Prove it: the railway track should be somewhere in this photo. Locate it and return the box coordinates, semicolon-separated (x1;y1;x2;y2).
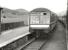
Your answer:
20;20;66;50
58;20;66;28
16;21;61;50
21;34;49;50
20;26;57;50
15;21;64;50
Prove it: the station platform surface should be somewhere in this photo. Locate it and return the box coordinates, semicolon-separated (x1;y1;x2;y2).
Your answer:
0;26;29;48
41;22;66;50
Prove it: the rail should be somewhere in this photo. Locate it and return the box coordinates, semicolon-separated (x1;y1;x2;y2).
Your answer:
58;20;66;28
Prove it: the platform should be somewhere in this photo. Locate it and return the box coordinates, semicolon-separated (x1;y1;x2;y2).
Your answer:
0;26;29;48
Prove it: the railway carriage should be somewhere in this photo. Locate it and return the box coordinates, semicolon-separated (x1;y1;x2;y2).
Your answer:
29;8;58;33
1;8;28;32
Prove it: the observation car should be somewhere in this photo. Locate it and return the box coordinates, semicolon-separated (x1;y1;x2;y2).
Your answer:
29;8;58;33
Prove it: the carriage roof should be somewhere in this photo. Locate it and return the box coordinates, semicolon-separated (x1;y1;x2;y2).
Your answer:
31;8;51;12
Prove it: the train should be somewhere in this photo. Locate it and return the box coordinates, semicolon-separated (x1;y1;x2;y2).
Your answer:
29;8;58;33
1;8;29;32
1;7;58;34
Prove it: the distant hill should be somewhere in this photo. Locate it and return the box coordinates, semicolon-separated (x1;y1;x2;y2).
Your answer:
16;9;28;13
2;8;29;18
57;10;66;21
57;10;66;16
2;8;18;14
1;8;29;25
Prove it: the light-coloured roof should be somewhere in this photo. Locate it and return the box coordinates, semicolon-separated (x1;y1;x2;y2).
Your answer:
31;8;50;12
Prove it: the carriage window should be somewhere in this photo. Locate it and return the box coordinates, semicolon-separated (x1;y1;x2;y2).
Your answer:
12;13;16;15
50;14;56;22
2;10;4;13
43;13;47;15
3;16;6;18
1;22;25;32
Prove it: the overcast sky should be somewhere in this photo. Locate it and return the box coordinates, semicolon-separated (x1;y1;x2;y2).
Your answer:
0;0;67;15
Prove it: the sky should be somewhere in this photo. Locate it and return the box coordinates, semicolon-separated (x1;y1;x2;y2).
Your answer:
0;0;67;15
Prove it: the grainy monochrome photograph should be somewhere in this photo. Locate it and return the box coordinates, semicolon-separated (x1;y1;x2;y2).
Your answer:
0;0;67;50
